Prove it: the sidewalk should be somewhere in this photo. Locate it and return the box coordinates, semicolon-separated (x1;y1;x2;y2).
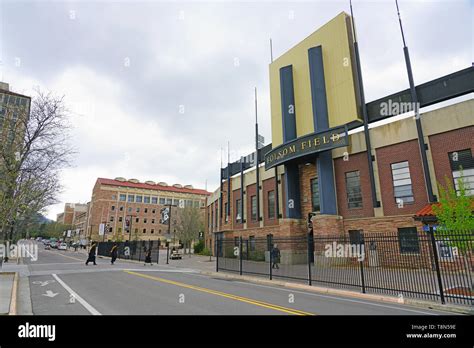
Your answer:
0;272;16;315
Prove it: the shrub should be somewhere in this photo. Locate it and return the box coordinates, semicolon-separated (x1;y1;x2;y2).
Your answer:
193;240;205;254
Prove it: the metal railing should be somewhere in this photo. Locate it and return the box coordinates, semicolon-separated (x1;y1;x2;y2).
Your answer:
216;230;473;306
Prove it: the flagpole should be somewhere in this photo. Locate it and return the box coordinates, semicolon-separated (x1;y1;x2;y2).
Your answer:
255;87;261;223
395;0;435;203
350;0;379;208
269;41;280;218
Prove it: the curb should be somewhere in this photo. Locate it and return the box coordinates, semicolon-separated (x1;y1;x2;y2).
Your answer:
3;271;19;315
200;271;472;315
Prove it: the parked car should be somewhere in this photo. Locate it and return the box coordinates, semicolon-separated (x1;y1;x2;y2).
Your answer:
44;244;50;250
43;239;50;245
58;243;67;250
170;249;182;260
50;241;58;249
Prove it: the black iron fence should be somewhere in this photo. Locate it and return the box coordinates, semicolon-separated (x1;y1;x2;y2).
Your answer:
97;240;168;264
216;231;473;306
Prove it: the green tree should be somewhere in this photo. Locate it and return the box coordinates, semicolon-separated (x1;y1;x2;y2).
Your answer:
432;172;473;254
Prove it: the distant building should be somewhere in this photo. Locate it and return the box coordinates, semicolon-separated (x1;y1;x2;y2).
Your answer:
86;178;209;242
56;203;88;225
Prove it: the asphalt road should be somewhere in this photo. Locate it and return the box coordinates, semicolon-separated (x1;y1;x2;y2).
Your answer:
23;242;456;316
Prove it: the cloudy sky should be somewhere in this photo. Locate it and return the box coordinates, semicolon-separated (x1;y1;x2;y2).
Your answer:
0;0;472;220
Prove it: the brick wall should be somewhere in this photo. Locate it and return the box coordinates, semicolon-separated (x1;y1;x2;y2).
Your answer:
376;139;429;216
299;163;317;220
246;183;259;228
233;188;243;229
429;126;474;186
262;177;278;227
334;151;374;218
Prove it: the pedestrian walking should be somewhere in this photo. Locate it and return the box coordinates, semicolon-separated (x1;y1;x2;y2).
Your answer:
271;244;280;269
144;247;153;266
110;243;118;265
85;242;97;266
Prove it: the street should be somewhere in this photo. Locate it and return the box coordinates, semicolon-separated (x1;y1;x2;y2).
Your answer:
20;242;456;316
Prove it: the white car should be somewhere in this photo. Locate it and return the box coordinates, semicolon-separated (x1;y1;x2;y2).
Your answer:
58;243;67;250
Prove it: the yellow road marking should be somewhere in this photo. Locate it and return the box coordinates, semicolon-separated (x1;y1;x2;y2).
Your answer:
43;250;85;262
125;270;314;316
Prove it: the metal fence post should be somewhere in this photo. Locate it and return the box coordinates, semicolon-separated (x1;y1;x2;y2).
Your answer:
268;234;273;281
166;244;169;264
239;236;243;276
429;226;445;304
307;233;312;286
359;259;366;294
157;244;160;264
215;239;219;272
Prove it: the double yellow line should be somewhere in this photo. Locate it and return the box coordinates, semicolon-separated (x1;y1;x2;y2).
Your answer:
124;270;314;316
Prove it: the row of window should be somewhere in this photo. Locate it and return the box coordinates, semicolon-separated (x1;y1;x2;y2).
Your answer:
349;228;421;254
118;194;201;208
209;149;473;227
110;216;158;224
111;227;167;234
111;206;158;214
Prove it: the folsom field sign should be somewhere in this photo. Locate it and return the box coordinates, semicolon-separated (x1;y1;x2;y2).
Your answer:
264;125;348;170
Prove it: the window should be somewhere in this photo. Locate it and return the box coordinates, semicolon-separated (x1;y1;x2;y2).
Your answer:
111;205;115;211
345;171;363;209
143;228;146;234
119;194;126;201
128;207;132;213
144;218;147;223
251;195;257;221
151;229;154;234
136;207;140;213
152;209;156;214
311;178;320;212
398;227;420;254
249;236;256;251
194;201;200;208
109;227;113;233
144;208;148;213
159;198;165;204
152;197;158;204
173;199;180;206
136;195;143;203
236;199;242;223
119;206;123;211
144;196;150;204
118;227;122;233
185;200;193;207
391;161;414;204
134;228;138;234
267;191;275;219
224;203;228;223
449;149;474;196
348;230;364;245
151;219;155;224
119;217;123;222
128;195;135;202
166;198;172;205
136;218;139;223
110;216;114;222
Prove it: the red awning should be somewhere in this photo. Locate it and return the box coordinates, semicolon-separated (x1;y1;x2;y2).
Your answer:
414;203;440;218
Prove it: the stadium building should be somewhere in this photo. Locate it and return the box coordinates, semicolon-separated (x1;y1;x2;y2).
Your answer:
204;12;474;255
